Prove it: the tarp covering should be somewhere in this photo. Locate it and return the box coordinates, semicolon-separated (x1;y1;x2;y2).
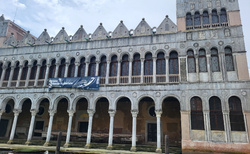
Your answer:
48;76;100;91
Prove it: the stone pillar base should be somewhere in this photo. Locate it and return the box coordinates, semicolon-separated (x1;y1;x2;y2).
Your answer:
25;141;31;145
84;144;91;149
130;146;137;152
156;148;162;153
43;142;50;146
7;140;13;144
63;143;70;148
107;145;113;150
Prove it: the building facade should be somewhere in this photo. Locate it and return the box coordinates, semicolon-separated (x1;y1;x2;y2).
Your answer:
0;0;250;153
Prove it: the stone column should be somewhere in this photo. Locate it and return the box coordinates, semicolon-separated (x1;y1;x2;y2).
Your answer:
7;66;14;87
85;109;95;149
107;110;116;150
203;110;211;141
155;110;162;153
95;61;100;76
44;110;56;146
43;64;50;87
25;65;32;87
85;62;89;77
0;110;5;122
128;58;132;84
244;111;250;143
207;55;212;82
140;58;144;83
223;111;231;143
74;62;79;77
64;62;69;77
0;65;7;87
105;61;110;84
195;54;199;81
165;56;169;82
16;65;23;87
34;64;41;86
153;57;156;83
220;52;227;81
7;109;22;144
64;110;75;148
25;109;38;145
130;110;138;152
116;60;121;84
54;63;59;78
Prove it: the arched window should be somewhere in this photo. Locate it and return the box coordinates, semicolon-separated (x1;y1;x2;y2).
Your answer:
194;11;201;26
169;51;179;74
78;57;85;77
68;58;75;77
132;54;141;76
30;60;37;80
49;59;56;78
39;60;46;79
229;96;245;131
0;62;3;78
198;49;207;72
21;61;28;80
191;97;204;130
4;62;11;81
110;55;118;76
58;58;66;78
211;48;220;72
88;57;96;76
144;53;153;75
186;13;193;27
209;96;224;130
225;47;234;71
156;52;165;74
212;9;219;24
187;50;196;73
12;62;20;80
220;8;227;23
121;54;129;76
99;56;107;77
203;11;209;25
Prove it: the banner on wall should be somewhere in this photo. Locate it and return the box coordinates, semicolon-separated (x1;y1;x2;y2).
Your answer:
48;76;100;91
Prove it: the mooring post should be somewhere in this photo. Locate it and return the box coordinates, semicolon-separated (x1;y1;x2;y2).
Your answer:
165;135;169;154
55;131;62;154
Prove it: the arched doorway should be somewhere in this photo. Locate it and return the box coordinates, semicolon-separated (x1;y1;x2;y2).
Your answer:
162;97;181;146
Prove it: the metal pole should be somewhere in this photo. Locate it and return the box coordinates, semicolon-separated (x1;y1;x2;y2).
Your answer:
55;131;62;154
165;135;169;154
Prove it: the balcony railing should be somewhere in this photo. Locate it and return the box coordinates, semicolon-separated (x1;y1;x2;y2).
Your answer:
28;80;35;87
132;76;140;84
11;81;17;87
156;75;166;83
100;77;106;84
143;75;153;83
169;74;179;83
2;81;8;87
109;77;117;84
120;76;129;84
19;80;25;87
37;79;44;87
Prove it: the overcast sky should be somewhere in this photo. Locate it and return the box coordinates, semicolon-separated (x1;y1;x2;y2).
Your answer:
0;0;249;70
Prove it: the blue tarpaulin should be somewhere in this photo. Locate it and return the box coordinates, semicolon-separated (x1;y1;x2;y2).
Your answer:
48;76;100;91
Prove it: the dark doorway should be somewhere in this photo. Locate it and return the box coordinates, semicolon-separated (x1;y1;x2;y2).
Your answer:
147;123;157;142
34;121;44;137
78;122;88;132
0;119;9;137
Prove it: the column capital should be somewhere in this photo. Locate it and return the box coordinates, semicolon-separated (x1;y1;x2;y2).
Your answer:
108;110;116;117
36;64;42;67
165;56;169;59
96;61;100;64
203;110;209;114
46;64;51;67
140;58;145;62
87;109;95;116
223;110;230;114
19;65;24;68
2;65;7;69
56;62;60;66
67;110;75;116
155;110;162;117
75;62;80;66
28;64;32;68
152;57;157;61
48;109;57;116
129;58;133;62
13;109;22;116
0;109;5;115
131;110;138;117
30;109;38;116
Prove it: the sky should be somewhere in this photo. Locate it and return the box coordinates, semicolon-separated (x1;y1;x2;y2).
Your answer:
0;0;249;70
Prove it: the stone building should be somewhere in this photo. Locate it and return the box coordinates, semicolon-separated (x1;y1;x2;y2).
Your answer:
0;0;250;153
